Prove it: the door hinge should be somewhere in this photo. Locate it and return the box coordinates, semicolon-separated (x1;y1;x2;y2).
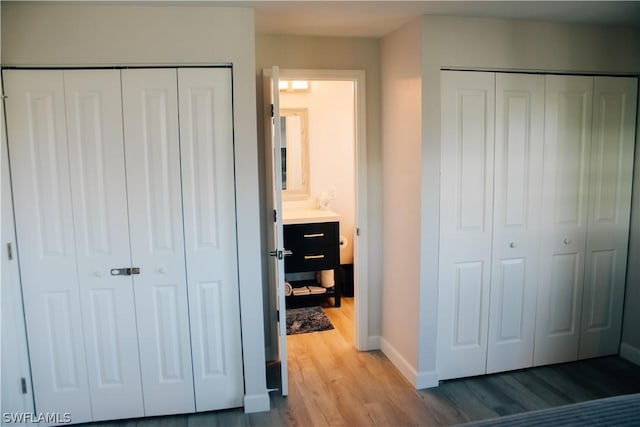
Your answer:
356;228;361;236
21;377;27;394
273;209;277;223
270;103;274;118
7;242;13;260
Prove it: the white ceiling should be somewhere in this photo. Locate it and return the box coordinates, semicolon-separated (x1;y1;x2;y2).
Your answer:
246;1;640;37
24;1;640;37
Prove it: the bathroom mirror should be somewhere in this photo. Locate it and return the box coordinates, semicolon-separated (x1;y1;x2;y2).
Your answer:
280;108;310;199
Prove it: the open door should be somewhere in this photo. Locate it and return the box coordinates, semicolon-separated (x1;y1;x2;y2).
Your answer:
263;66;288;396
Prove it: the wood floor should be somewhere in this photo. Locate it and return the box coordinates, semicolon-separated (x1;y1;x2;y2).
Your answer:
82;297;640;426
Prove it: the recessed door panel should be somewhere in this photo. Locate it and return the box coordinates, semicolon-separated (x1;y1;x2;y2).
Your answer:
197;282;225;376
555;93;589;225
122;68;195;416
45;292;80;390
458;91;490;231
495;258;526;343
89;289;122;386
152;285;185;381
584;250;615;330
64;69;144;421
143;90;177;252
503;95;528;227
487;73;544;374
454;262;484;347
178;68;244;410
73;92;111;254
3;70;92;423
580;76;637;359
548;253;580;335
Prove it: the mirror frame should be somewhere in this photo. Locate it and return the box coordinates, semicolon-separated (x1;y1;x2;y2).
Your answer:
281;108;310;200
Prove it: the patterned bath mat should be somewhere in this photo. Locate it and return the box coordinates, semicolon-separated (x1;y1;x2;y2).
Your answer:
286;306;334;335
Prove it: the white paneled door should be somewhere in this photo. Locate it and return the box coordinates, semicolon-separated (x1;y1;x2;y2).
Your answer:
263;66;288;396
121;69;195;416
579;76;637;359
64;70;145;421
177;68;244;411
4;70;93;424
534;75;594;366
486;73;544;374
4;67;243;423
438;71;495;380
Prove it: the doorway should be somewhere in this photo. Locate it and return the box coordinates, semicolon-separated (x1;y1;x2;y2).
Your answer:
266;69;369;384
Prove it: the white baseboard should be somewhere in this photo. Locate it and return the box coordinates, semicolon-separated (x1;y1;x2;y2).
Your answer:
243;393;270;413
380;337;438;389
620;342;640;366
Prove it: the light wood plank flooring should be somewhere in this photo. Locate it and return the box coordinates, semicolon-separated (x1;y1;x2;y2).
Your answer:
81;297;640;426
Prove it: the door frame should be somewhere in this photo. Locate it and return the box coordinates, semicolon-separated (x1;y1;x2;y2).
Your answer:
267;68;369;350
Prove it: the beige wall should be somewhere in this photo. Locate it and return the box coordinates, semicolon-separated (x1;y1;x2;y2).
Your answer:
380;18;423;384
1;3;269;412
418;16;640;382
256;35;383;347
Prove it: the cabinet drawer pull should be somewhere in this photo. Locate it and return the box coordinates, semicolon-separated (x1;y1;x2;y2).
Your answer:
304;254;325;260
304;233;325;238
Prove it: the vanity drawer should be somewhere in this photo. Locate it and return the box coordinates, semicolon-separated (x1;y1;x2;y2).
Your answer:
285;246;338;272
284;222;338;251
284;221;339;273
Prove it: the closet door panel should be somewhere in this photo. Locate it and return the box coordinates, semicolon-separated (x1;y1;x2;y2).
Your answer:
3;70;92;423
178;68;244;410
487;74;544;373
121;69;195;415
579;76;637;358
63;70;144;420
438;71;495;380
534;75;593;366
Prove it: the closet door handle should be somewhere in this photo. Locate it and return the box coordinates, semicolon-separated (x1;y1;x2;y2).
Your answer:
564;238;571;245
304;254;325;260
110;267;141;276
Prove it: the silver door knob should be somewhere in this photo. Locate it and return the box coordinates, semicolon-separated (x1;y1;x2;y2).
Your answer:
509;242;517;248
564;238;571;245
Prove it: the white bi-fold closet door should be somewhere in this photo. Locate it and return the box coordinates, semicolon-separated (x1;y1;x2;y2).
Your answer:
4;67;243;423
438;71;545;379
535;75;637;366
438;70;637;381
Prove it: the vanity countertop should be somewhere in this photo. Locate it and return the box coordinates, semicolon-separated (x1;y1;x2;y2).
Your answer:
283;209;340;225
